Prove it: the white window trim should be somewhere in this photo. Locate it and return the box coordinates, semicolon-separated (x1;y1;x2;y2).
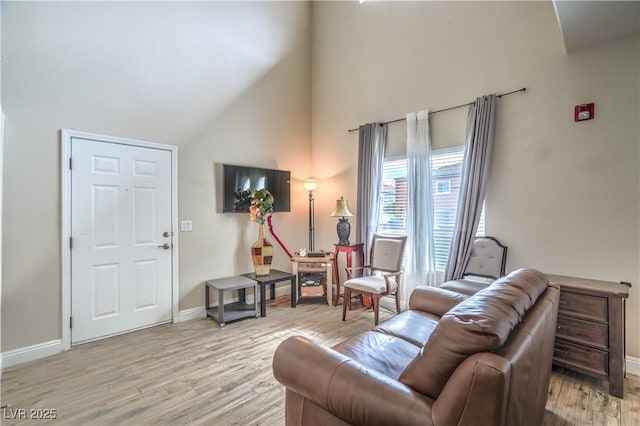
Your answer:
435;179;452;194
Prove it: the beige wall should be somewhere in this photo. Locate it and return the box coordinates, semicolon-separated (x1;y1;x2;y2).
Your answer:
2;0;639;363
1;2;311;351
0;0;3;369
311;1;640;358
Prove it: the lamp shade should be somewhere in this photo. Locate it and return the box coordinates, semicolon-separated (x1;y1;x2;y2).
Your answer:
330;197;354;218
303;179;319;192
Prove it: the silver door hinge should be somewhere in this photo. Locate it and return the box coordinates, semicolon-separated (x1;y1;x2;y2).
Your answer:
70;237;73;249
69;158;72;170
69;317;73;329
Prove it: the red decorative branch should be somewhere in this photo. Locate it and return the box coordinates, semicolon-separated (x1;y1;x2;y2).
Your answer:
267;215;293;258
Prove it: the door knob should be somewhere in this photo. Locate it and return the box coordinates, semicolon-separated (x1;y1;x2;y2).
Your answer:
158;243;171;250
163;231;170;237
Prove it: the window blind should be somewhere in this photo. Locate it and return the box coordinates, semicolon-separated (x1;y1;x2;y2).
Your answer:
377;147;485;271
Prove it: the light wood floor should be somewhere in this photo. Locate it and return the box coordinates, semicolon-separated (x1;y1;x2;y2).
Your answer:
2;296;639;425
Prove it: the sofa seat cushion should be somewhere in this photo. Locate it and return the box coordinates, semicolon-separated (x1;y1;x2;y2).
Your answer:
399;268;549;399
344;275;397;294
439;278;490;296
375;310;440;348
332;331;420;380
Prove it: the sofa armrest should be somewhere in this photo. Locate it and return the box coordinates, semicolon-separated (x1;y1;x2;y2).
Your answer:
273;336;434;425
432;352;510;426
408;286;469;316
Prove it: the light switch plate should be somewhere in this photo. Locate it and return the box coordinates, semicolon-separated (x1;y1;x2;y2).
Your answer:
180;220;192;232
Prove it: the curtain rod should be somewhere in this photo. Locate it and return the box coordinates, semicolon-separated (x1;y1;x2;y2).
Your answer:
347;87;527;133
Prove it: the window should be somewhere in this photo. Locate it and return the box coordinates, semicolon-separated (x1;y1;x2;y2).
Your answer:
434;209;453;226
377;147;485;271
435;180;451;194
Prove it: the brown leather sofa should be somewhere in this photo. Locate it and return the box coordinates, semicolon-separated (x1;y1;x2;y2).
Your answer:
272;269;559;426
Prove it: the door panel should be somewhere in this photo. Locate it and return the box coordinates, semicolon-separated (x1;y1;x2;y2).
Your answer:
134;259;158;310
134;187;157;245
93;185;119;247
93;263;120;318
71;138;172;344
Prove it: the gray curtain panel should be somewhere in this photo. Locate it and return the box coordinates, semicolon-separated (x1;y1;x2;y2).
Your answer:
356;123;387;263
445;95;496;281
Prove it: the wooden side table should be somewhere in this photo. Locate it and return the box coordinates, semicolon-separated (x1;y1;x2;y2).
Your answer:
333;243;364;306
548;274;630;398
291;254;333;306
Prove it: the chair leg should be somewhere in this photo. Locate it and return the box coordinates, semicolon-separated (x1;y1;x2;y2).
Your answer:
342;287;350;322
395;291;401;314
372;293;380;326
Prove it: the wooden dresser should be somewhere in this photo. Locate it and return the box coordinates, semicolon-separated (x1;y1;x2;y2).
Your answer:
547;275;630;398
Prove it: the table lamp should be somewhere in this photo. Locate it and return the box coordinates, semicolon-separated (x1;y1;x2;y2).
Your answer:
330;197;354;245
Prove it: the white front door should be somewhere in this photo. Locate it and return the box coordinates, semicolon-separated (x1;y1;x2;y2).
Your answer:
71;138;173;344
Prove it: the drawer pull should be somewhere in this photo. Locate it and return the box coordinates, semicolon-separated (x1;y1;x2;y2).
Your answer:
555;349;569;356
559;300;568;305
557;325;568;331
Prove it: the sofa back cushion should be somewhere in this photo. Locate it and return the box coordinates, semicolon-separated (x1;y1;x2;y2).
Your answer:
398;268;549;399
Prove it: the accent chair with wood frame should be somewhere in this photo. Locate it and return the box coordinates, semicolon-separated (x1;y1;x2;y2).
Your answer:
440;236;508;296
342;234;407;325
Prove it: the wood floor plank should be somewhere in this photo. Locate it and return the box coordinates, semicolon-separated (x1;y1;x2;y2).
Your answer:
1;296;638;425
620;373;640;426
544;371;563;425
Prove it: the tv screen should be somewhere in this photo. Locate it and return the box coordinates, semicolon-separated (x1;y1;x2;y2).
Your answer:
222;164;291;213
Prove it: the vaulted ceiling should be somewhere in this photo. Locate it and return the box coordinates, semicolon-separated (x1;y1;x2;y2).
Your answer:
553;0;640;53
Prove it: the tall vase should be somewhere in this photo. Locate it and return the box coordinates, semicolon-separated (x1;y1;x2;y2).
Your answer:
251;223;273;276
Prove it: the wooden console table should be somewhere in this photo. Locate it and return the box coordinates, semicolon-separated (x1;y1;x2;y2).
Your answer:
548;274;630;398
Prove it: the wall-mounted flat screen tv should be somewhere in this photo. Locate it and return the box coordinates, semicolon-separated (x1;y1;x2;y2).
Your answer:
222;164;291;213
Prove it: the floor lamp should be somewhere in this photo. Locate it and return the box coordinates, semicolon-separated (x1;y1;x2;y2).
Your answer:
303;180;319;252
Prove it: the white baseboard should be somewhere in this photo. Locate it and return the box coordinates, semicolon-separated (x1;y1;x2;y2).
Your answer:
179;283;292;323
178;305;206;322
272;284;292;299
2;339;63;369
627;355;640;376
